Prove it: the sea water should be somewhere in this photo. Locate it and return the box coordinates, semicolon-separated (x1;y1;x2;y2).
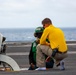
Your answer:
0;27;76;42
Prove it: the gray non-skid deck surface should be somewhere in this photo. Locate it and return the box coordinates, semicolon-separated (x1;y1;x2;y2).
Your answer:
0;42;76;75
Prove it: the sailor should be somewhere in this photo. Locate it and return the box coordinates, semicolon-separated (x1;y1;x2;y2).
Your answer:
28;27;54;70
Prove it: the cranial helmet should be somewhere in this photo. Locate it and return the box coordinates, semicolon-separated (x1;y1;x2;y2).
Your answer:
34;27;44;38
35;27;44;33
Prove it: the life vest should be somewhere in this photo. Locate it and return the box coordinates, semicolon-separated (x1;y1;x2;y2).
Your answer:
32;41;38;63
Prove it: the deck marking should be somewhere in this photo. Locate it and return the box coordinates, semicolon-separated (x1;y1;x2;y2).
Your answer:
6;51;76;56
20;68;28;71
7;44;76;47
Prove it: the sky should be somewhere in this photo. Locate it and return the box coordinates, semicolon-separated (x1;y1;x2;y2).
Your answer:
0;0;76;28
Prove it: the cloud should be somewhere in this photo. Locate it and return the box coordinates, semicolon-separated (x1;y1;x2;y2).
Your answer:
0;0;76;28
0;0;44;12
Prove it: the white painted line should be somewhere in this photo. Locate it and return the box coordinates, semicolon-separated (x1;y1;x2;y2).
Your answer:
68;51;76;54
7;45;31;47
20;68;28;71
6;52;29;56
67;44;76;45
6;51;76;56
7;44;76;48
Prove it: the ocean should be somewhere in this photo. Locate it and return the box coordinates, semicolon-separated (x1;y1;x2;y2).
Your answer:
0;27;76;42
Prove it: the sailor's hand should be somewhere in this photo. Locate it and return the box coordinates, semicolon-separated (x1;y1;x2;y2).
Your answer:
36;38;40;44
46;56;51;62
31;63;35;68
